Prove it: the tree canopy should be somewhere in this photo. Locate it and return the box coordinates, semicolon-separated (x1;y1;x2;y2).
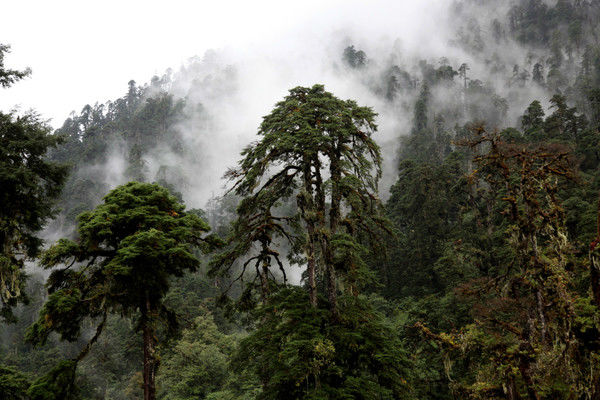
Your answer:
4;1;600;398
0;44;68;323
27;182;216;400
211;84;411;399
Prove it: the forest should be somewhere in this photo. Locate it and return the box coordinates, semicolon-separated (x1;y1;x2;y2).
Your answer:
2;0;600;399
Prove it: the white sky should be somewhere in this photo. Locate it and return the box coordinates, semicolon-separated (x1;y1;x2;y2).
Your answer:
0;0;445;127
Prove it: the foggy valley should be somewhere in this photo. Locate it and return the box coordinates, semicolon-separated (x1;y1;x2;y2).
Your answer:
2;0;600;399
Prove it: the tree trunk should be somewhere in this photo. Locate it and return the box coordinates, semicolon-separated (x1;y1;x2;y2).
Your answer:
506;375;521;400
327;150;341;318
592;378;600;400
142;294;158;400
518;341;540;400
301;157;318;307
306;230;318;307
259;250;271;304
591;250;600;307
519;361;539;400
591;191;600;307
325;259;338;318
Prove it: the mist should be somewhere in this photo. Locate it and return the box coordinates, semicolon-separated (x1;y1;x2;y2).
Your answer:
94;0;562;211
6;1;600;399
9;0;573;267
11;0;581;285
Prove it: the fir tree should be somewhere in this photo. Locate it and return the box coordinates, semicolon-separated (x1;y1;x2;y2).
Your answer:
27;182;218;400
212;85;410;398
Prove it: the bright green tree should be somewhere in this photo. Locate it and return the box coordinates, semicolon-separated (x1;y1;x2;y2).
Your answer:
27;182;217;400
158;312;259;400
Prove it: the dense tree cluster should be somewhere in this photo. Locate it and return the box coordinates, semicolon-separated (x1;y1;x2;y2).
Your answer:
3;1;600;399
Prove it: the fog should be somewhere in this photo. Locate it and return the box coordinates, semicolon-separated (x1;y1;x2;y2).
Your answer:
129;0;560;209
3;0;569;223
0;0;447;124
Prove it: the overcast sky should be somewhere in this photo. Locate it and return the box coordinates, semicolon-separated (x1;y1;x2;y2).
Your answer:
1;0;445;127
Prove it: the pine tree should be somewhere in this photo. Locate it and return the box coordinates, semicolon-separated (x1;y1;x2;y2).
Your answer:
0;364;30;400
521;100;545;134
342;46;367;69
217;84;386;312
0;44;30;87
532;62;545;85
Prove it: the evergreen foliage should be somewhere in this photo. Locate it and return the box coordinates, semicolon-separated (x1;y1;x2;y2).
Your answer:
235;288;411;400
27;182;216;400
4;1;600;398
211;84;411;398
0;364;30;400
0;44;30;88
0;44;68;323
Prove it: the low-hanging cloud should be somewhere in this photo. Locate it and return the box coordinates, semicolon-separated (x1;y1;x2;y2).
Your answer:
44;0;573;218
